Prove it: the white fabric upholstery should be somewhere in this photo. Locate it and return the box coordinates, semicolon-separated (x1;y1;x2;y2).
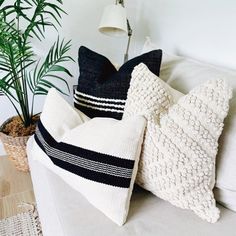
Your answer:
40;88;90;141
27;138;236;236
31;89;146;226
123;63;232;223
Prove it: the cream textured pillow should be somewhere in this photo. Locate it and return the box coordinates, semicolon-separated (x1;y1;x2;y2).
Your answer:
30;89;146;226
160;53;236;212
123;63;232;223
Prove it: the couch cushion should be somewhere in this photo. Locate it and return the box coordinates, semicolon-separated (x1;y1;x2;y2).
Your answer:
160;53;236;212
32;89;146;226
143;37;236;212
74;46;162;120
123;63;232;223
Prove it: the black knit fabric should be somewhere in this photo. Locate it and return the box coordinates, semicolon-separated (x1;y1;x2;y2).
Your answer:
74;46;162;120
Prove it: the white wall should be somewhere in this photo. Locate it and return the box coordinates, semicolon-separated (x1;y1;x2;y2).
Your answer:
134;0;236;70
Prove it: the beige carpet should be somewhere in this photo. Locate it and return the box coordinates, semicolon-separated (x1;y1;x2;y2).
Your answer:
0;204;42;236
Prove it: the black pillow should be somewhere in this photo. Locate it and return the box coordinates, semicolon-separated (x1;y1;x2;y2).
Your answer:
74;46;162;120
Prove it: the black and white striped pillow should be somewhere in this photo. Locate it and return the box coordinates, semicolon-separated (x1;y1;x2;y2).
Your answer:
31;89;146;225
74;90;126;119
74;46;162;120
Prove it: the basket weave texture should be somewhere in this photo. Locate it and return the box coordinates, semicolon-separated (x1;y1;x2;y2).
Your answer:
0;118;31;172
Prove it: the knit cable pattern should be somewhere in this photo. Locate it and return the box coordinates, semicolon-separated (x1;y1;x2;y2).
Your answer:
123;63;232;223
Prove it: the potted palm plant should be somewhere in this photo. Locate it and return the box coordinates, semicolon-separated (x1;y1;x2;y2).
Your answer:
0;0;74;171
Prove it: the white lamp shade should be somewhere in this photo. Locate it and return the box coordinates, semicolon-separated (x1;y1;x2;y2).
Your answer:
98;4;128;37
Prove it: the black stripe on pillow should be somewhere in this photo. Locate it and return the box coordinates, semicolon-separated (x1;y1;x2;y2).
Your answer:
73;93;125;115
74;91;126;105
74;97;124;112
34;119;134;188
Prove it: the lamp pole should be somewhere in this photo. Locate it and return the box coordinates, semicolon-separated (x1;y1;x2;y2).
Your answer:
124;19;132;62
116;0;132;62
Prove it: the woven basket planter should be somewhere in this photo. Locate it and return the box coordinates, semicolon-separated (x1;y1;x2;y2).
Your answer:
0;117;31;172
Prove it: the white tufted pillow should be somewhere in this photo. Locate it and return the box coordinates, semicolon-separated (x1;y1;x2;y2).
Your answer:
160;53;236;212
123;63;232;223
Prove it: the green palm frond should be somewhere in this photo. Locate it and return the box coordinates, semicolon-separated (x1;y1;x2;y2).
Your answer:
27;38;73;97
22;0;66;41
0;0;4;7
0;0;73;127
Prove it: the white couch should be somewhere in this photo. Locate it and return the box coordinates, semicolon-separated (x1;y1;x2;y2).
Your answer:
28;137;236;236
28;50;236;235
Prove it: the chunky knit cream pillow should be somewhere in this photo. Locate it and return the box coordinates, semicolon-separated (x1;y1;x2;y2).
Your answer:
123;63;232;223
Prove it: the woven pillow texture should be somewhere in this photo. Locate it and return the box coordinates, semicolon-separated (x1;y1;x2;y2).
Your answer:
74;46;162;120
160;52;236;212
31;89;146;226
123;63;232;223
